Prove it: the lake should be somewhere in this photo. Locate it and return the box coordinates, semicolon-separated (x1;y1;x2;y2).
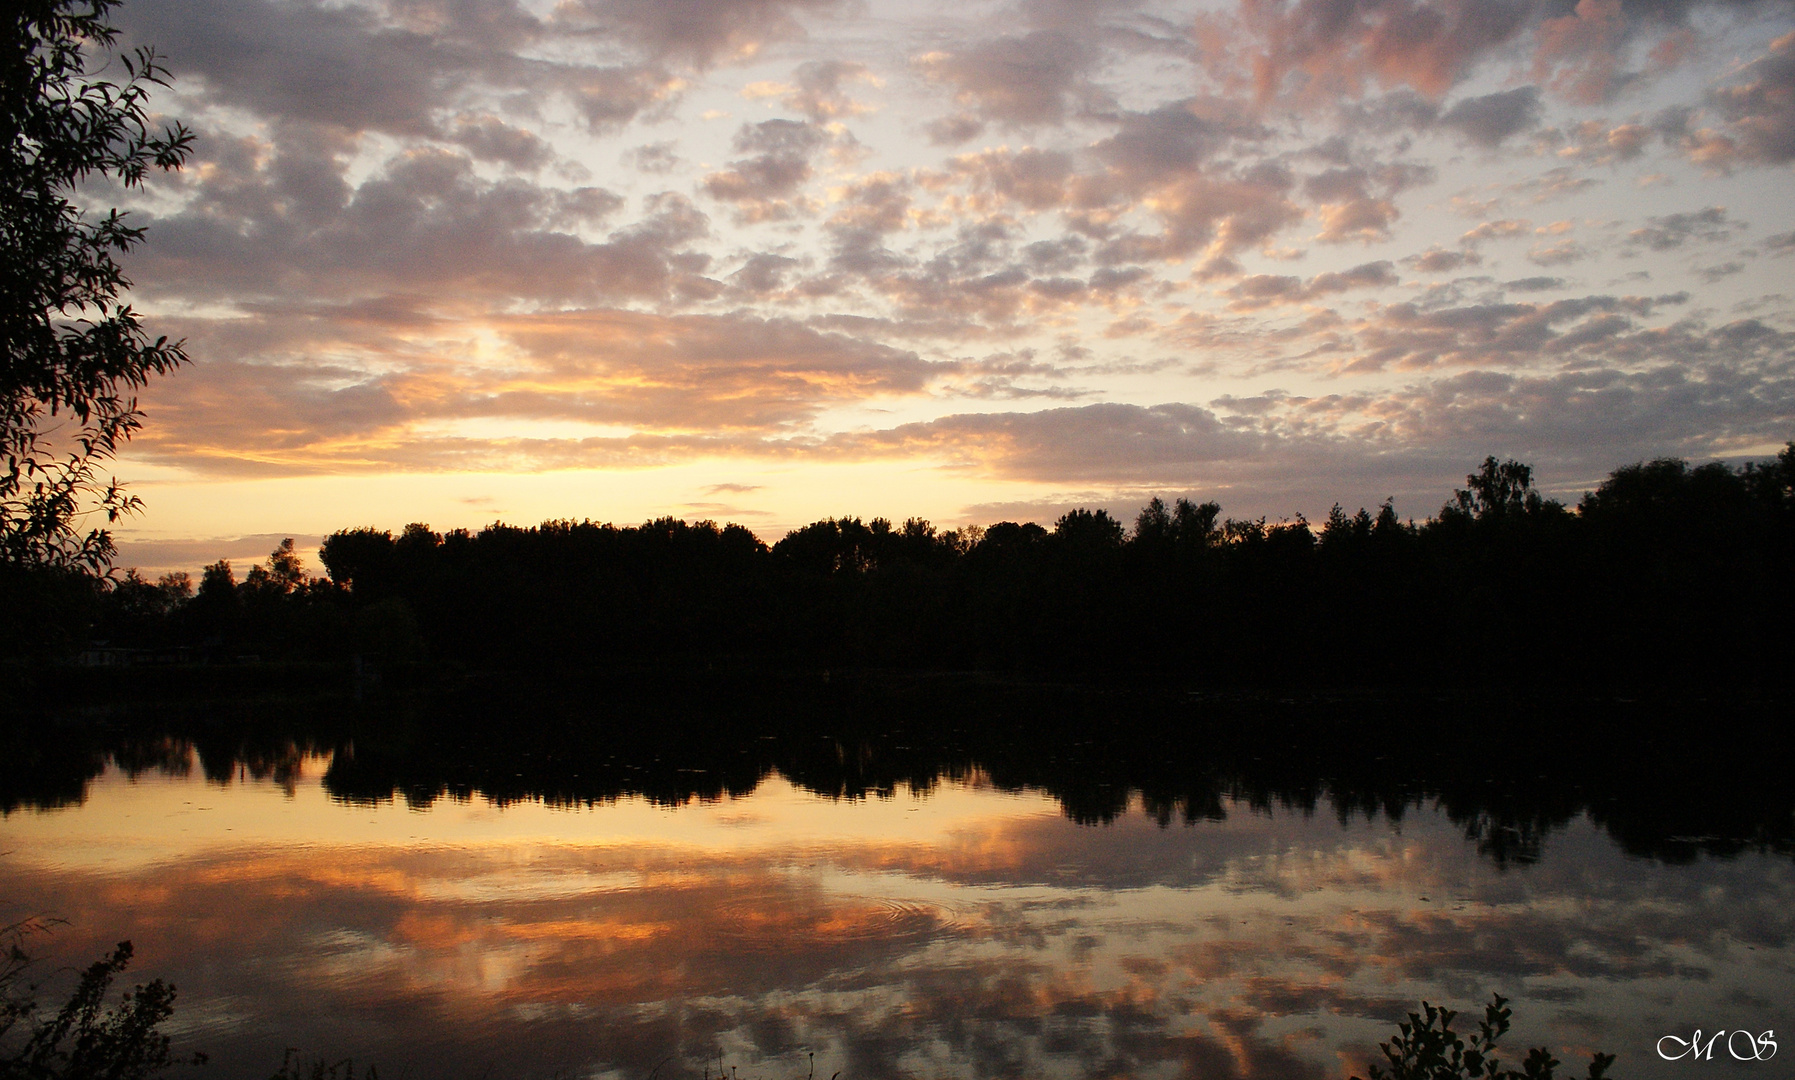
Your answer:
1;681;1790;1079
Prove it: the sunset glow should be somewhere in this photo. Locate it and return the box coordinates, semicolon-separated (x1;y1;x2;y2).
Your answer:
95;0;1795;573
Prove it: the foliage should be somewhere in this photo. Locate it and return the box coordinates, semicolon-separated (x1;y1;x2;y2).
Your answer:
0;935;203;1080
2;0;193;572
1441;458;1565;524
74;444;1795;688
267;1050;377;1080
1356;995;1614;1080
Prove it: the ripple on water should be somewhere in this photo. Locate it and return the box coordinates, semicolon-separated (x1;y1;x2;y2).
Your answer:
707;893;970;949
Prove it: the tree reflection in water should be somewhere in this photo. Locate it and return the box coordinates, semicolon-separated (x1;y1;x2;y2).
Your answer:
1;678;1789;1080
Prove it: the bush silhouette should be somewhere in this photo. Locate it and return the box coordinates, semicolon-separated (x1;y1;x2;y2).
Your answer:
1356;995;1615;1080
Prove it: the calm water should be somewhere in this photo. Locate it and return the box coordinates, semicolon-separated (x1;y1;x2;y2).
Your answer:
2;693;1792;1080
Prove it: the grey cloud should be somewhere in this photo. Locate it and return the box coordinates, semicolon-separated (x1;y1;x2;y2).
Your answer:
548;187;627;228
628;141;682;173
383;0;544;50
122;0;683;139
122;0;467;135
1506;276;1567;292
944;347;1090;399
1763;231;1795;255
946;147;1075;211
565;66;684;132
448;114;552;168
1093;170;1303;266
1090;100;1268;183
1360;357;1795;472
1527;239;1590;266
1203;0;1538;106
824;219;1145;333
112;533;320;577
781;60;875;120
1696;30;1795;167
729;252;803;293
1439;86;1543;147
824;173;914;280
1021;236;1089;274
1405;247;1481;272
1088;266;1151;292
926;113;986;145
555;0;844;69
1511;165;1601;203
702;120;829;220
1303;163;1435;243
1227;261;1400;310
495;311;939;427
1344;294;1739;373
1627;206;1738;250
137;144;707;305
835;402;1260;483
916;30;1101;126
1208;0;1763;116
1016;0;1152;30
1338;91;1442;134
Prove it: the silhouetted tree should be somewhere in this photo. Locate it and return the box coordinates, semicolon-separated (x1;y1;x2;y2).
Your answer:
1441;457;1564;524
2;0;192;572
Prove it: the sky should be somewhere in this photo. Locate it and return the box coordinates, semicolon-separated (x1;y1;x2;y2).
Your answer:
91;0;1795;573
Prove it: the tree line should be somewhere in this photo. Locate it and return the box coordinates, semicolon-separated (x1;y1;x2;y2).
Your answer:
9;445;1793;690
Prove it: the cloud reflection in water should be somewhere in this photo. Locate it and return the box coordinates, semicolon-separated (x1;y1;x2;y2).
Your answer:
3;757;1791;1080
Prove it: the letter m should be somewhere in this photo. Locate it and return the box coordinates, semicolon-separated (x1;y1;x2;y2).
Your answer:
1692;1031;1724;1060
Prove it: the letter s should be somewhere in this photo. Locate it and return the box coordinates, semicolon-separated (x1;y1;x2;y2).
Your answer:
1758;1031;1776;1060
1730;1030;1763;1060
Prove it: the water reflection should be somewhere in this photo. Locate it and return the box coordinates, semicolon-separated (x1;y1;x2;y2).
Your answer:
2;683;1792;1079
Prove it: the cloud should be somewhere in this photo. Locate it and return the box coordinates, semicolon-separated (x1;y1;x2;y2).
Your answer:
130;308;944;473
1226;261;1401;310
1094;168;1304;267
96;0;1795;525
555;0;845;69
1340;293;1748;374
627;140;682;173
1626;206;1738;250
915;30;1102;126
447;114;554;169
1685;30;1795;168
1527;238;1590;266
123;0;482;136
1439;86;1544;146
121;0;683;136
137;141;711;305
1204;0;1540;104
833;402;1261;483
1302;163;1435;243
701;119;830;221
939;146;1076;212
1405;247;1481;272
776;60;879;120
926;112;986;145
112;533;320;576
1090;100;1270;182
1459;219;1531;246
1203;0;1765;113
728;252;804;294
